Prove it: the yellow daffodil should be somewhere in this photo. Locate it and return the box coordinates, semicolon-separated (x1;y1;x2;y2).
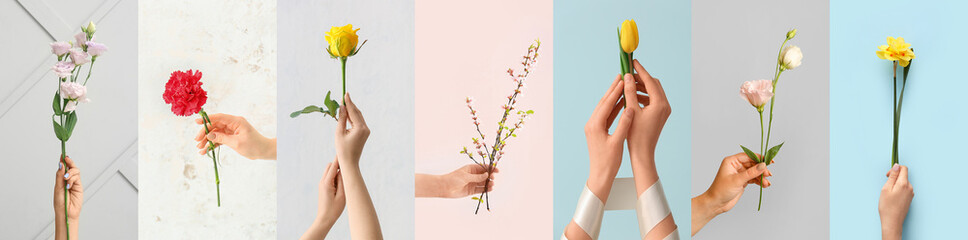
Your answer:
620;19;639;53
876;37;915;67
325;24;360;58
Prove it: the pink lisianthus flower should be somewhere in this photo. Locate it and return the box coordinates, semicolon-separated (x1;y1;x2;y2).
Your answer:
51;61;75;79
50;42;71;56
74;32;88;48
85;41;108;57
740;79;774;111
60;82;90;112
69;48;90;66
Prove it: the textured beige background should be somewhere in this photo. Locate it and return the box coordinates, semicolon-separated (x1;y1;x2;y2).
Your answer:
137;0;277;239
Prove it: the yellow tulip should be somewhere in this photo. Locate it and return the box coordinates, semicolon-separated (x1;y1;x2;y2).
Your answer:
620;19;639;53
325;24;360;58
876;37;915;67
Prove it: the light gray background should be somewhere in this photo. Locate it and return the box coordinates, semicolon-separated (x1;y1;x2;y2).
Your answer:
277;0;414;239
691;0;829;239
0;0;138;239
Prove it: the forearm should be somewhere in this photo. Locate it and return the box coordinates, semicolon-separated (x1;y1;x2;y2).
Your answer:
690;193;717;236
340;164;383;239
564;221;593;240
54;215;78;240
300;218;334;240
628;148;659;195
414;173;443;198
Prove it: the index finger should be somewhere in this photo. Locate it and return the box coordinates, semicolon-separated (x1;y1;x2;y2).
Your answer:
633;60;667;103
63;156;77;169
343;93;367;127
894;165;909;189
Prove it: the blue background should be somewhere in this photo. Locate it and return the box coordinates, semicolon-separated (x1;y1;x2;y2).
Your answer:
553;0;691;239
830;0;968;238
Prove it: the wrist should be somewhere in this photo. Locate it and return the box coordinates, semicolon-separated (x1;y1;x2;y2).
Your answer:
586;172;615;203
880;219;902;240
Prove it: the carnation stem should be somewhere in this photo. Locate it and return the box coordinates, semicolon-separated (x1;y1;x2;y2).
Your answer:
200;109;221;207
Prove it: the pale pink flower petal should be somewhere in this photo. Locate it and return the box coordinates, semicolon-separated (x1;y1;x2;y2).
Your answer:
51;61;74;79
69;48;90;66
740;79;774;110
50;42;71;56
85;41;108;57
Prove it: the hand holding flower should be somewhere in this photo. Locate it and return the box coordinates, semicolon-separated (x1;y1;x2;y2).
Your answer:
691;153;773;235
193;113;277;160
879;164;913;240
54;156;82;240
415;164;499;198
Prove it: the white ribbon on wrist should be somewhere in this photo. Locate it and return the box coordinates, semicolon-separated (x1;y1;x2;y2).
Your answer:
571;185;605;239
636;179;674;239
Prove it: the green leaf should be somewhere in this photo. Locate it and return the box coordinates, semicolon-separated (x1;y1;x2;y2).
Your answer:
740;145;760;163
618;27;630;75
290;105;324;118
526;110;534;114
53;93;63;116
322;91;341;120
53;119;65;141
471;196;483;203
63;112;77;141
763;142;784;165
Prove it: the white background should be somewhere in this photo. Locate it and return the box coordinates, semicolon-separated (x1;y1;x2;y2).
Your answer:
137;0;278;238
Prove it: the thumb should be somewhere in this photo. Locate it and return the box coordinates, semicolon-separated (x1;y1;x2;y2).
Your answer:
739;163;768;183
207;131;237;147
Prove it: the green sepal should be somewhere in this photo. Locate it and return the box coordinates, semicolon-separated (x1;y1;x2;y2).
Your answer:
763;142;784;165
740;145;760;163
53;93;63;116
349;40;368;57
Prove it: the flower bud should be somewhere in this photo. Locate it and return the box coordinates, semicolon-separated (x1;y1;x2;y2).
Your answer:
786;28;797;40
619;19;639;53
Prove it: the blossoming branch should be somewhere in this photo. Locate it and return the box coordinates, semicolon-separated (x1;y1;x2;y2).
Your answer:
460;39;540;214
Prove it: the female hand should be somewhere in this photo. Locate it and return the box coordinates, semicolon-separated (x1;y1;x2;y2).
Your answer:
625;60;672;176
879;164;912;240
415;164;498;198
335;93;370;169
583;74;637;197
194;113;277;160
301;158;346;240
691;153;772;235
54;156;82;239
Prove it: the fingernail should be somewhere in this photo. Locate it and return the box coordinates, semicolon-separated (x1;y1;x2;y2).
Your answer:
66;183;71;189
756;163;766;170
59;163;62;170
207;132;216;139
891;163;900;172
64;173;70;179
624;74;633;82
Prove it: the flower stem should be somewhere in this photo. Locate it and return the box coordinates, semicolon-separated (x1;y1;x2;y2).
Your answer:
62;140;69;240
891;62;898;166
200;109;220;206
83;60;95;86
341;57;347;105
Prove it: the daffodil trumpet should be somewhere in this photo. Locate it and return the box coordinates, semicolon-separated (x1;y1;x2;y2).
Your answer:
291;24;367;120
740;29;799;211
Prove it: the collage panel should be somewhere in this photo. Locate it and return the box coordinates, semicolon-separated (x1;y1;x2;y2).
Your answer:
691;0;830;239
553;0;692;239
413;0;554;238
276;0;415;239
830;0;968;239
137;0;278;238
1;0;138;239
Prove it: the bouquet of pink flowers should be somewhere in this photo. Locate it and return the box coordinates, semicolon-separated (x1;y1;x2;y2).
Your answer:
49;21;107;240
739;29;801;211
459;40;540;214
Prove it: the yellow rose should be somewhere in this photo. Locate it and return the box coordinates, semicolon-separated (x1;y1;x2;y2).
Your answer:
620;19;639;53
325;24;360;58
876;37;915;67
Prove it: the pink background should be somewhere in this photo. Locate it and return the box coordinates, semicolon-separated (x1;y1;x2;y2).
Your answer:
414;0;554;238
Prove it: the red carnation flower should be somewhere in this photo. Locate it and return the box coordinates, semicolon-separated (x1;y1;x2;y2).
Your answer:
163;69;207;116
